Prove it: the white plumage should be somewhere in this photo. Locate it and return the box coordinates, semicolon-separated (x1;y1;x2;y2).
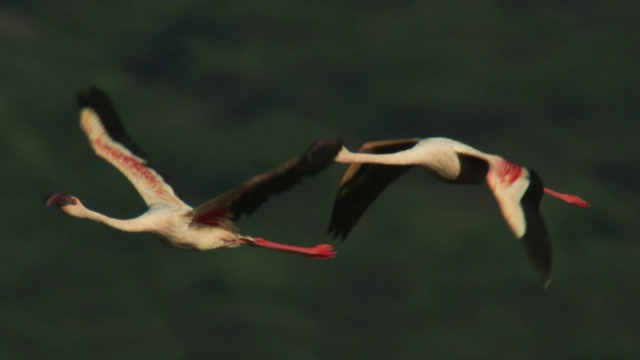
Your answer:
45;87;339;259
329;137;589;286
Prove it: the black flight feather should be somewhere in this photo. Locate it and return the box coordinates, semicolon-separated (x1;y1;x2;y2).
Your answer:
77;86;147;160
519;170;552;285
455;153;490;184
228;139;342;221
76;86;180;197
328;140;419;241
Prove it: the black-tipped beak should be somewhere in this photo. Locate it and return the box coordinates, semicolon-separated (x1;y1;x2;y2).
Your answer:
43;192;72;207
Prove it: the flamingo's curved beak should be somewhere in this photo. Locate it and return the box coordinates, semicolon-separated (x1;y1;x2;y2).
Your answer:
43;192;74;207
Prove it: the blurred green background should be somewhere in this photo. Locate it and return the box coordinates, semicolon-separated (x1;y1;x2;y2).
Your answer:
1;1;638;359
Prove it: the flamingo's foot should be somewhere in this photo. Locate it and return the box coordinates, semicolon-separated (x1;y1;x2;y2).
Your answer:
243;238;337;260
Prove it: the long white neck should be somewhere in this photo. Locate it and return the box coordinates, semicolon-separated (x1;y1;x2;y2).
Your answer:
77;207;150;233
334;146;419;166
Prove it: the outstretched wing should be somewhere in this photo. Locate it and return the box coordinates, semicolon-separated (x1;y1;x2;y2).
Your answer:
189;139;342;227
328;139;420;240
488;161;552;286
78;87;185;207
513;170;552;287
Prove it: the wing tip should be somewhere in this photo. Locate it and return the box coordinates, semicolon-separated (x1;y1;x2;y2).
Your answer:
77;85;123;124
521;230;553;289
76;86;148;160
77;85;105;108
326;223;350;242
76;86;124;132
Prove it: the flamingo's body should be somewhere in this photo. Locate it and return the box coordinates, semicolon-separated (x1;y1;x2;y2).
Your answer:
44;87;339;259
329;137;589;285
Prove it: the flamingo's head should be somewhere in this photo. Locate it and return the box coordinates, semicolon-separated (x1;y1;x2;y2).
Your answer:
43;192;86;217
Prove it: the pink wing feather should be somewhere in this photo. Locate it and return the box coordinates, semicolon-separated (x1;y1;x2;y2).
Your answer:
78;88;186;207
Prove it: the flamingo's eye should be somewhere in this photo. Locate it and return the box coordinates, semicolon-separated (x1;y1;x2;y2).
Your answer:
72;198;78;205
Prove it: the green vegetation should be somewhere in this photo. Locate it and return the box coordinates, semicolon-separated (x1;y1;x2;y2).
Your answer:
1;1;638;358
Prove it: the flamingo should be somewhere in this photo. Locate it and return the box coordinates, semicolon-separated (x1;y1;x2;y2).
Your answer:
44;87;339;260
329;137;589;286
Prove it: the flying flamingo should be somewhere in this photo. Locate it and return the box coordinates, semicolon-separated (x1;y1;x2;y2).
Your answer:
328;137;589;286
44;87;339;259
